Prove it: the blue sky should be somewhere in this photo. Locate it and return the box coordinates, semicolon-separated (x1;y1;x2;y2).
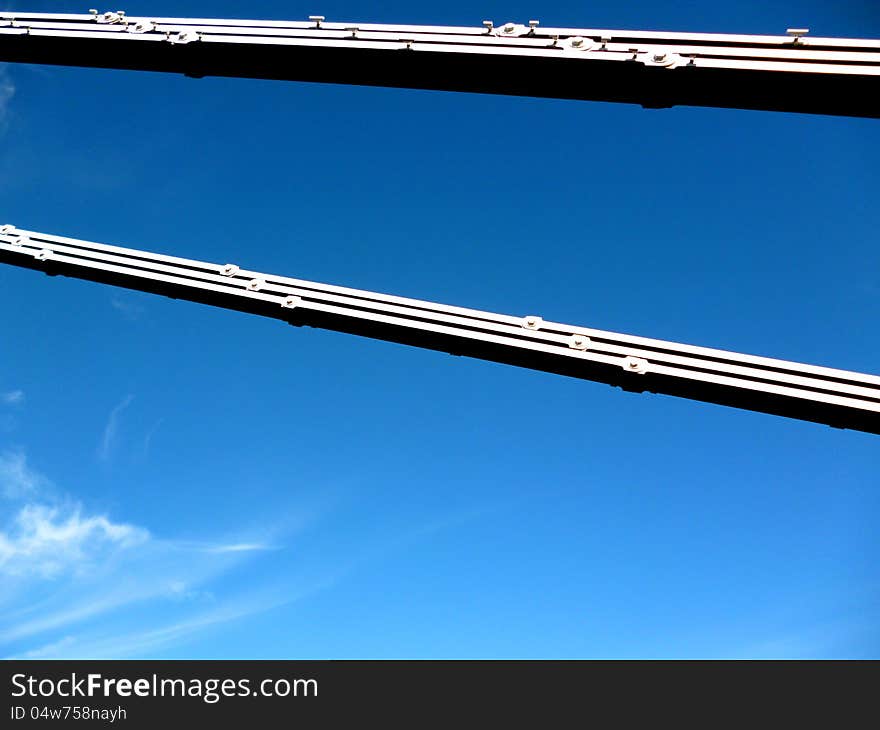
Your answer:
0;0;878;659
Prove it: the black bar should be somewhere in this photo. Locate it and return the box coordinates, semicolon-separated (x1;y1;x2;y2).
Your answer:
1;660;875;726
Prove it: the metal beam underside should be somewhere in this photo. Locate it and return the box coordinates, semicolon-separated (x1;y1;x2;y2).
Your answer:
2;225;879;433
1;12;879;117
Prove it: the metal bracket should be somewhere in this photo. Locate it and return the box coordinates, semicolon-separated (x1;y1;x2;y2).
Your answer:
128;20;156;34
562;36;598;52
96;10;126;25
568;333;591;350
1;225;25;247
622;356;649;374
170;31;200;44
786;28;810;45
522;315;543;331
642;51;683;68
495;22;530;38
309;16;325;29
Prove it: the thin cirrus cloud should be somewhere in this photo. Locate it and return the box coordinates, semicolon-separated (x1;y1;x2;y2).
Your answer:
0;448;296;658
110;296;146;321
97;394;134;462
15;593;293;660
0;449;50;499
0;503;149;579
202;542;275;554
1;390;24;405
0;63;14;131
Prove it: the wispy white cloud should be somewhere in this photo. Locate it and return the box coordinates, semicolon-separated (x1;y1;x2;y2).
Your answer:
0;503;149;578
0;448;294;656
142;417;164;457
166;580;215;603
19;635;76;659
1;390;24;405
202;542;275;554
3;494;481;658
15;597;289;659
110;296;146;321
0;450;50;498
0;63;14;132
0;439;344;659
98;394;134;462
0;529;292;650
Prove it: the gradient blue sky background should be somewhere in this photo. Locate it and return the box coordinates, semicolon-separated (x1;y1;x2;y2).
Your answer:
0;1;878;659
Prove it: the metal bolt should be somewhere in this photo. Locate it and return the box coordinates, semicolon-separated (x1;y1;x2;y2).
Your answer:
482;20;494;31
623;356;649;373
653;53;666;63
786;28;809;45
571;37;584;48
503;22;516;33
569;334;591;350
